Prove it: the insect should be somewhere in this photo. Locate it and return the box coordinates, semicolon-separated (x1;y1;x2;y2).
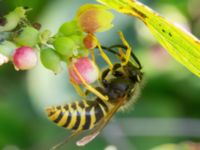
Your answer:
46;32;143;150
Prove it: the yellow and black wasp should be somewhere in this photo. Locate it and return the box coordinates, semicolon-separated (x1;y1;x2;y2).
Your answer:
46;32;143;149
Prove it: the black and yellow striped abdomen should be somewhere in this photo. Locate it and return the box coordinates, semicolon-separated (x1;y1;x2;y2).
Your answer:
46;98;110;131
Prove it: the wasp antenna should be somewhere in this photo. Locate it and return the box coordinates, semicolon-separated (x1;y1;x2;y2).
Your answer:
130;52;142;69
101;45;120;56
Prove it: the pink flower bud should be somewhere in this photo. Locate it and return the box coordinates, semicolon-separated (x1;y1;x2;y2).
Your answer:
68;57;99;84
0;53;9;66
13;46;37;70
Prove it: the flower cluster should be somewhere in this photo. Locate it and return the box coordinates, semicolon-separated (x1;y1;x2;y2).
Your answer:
0;7;38;70
0;4;114;84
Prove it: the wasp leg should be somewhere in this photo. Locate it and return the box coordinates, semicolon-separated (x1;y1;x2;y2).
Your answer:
51;130;82;150
89;48;96;63
89;48;101;75
70;78;86;98
92;35;113;70
72;65;108;101
84;87;105;97
84;33;96;63
102;44;142;69
117;47;125;62
118;31;131;66
101;45;124;62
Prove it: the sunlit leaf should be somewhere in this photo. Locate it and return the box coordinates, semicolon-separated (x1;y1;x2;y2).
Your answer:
97;0;200;77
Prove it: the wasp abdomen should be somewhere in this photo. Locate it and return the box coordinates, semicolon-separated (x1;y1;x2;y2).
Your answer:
46;98;109;131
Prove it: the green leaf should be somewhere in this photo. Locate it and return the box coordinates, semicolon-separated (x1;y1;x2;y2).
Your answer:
97;0;200;77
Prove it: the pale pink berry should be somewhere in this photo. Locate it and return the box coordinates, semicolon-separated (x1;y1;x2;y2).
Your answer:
13;46;37;70
0;53;9;66
68;57;99;84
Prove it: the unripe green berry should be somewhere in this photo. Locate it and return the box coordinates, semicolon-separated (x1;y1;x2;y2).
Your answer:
77;49;89;57
59;20;81;36
68;34;84;47
14;26;39;47
53;37;76;58
40;48;62;74
0;40;17;59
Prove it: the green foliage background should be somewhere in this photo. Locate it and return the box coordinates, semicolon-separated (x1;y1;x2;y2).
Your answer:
0;0;200;150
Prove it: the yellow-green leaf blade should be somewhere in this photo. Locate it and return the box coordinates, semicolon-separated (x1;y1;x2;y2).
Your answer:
146;15;200;77
97;0;200;77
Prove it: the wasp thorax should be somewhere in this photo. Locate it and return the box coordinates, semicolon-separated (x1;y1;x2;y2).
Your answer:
106;78;132;100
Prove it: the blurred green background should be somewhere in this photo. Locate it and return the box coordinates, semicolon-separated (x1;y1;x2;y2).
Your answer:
1;0;200;150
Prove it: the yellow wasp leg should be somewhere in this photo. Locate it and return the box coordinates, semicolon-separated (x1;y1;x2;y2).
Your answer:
70;78;86;98
93;35;113;70
118;31;132;66
85;33;96;63
72;65;109;101
89;48;101;74
89;48;96;63
117;47;125;61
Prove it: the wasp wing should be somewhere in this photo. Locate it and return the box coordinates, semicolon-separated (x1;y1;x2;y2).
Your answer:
76;97;126;146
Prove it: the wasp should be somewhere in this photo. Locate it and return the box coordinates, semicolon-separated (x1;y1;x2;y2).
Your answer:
46;32;143;150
